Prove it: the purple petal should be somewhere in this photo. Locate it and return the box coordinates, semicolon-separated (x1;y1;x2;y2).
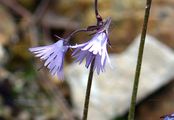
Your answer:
95;55;102;74
85;53;94;68
29;40;68;80
74;51;87;64
72;47;81;56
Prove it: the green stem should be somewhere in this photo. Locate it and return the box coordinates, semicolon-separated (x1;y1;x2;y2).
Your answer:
82;59;95;120
128;0;152;120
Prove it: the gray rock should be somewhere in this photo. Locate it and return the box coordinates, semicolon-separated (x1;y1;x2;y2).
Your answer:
0;45;6;65
65;35;174;120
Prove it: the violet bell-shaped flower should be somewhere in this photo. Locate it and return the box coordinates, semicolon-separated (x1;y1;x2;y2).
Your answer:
29;39;69;80
71;18;112;74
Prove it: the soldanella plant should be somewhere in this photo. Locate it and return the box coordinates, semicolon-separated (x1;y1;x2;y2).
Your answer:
29;0;111;120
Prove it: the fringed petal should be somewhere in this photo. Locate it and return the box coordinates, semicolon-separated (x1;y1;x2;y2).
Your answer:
71;30;111;74
29;40;68;80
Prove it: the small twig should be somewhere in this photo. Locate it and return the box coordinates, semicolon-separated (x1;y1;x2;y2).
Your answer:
0;0;31;18
38;72;76;120
49;82;76;120
42;13;80;29
33;0;50;23
82;59;95;120
128;0;152;120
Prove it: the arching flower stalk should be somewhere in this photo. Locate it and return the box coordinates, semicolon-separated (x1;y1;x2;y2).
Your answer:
29;0;111;119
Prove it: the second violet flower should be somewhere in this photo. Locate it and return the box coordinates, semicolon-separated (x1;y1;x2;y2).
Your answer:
71;18;111;74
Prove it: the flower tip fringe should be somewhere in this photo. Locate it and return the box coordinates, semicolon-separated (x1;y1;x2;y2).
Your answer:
29;40;68;80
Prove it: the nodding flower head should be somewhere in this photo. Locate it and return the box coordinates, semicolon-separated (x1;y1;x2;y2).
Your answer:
70;18;112;74
29;39;69;80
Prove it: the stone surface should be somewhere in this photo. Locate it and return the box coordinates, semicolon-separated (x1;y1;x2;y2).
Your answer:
0;45;6;65
65;35;174;120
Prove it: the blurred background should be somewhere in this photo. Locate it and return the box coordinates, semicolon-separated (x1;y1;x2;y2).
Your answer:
0;0;174;120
